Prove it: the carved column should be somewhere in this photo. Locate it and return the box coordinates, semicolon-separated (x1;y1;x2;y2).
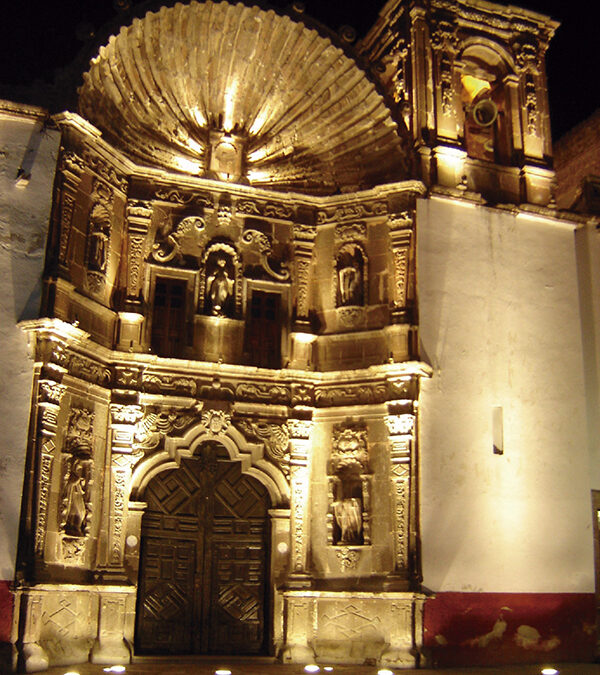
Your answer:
290;224;317;369
385;406;416;585
99;403;143;578
119;200;153;350
56;149;84;275
286;416;314;585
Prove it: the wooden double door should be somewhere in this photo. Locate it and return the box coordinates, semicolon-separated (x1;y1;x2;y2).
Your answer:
135;446;271;654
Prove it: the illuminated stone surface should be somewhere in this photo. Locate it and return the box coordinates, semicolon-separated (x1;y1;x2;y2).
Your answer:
2;0;599;672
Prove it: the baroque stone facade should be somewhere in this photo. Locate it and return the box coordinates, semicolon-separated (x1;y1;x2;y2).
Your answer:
6;0;581;671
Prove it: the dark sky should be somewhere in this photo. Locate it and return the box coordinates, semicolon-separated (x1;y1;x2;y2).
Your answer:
0;0;596;140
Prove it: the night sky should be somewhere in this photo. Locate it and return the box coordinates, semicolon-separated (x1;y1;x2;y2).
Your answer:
0;0;596;140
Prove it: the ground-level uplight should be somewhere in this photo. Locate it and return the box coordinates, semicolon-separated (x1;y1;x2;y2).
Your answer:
324;668;334;672
304;666;320;673
541;669;559;675
103;668;126;674
214;670;232;675
378;670;395;675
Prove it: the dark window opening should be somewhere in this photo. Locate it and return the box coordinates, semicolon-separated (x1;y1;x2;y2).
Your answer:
245;291;281;369
151;278;187;357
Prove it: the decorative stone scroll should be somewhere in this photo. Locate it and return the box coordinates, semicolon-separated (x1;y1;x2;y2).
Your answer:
151;215;206;263
34;379;67;557
327;424;372;547
237;198;294;221
241;228;291;281
316;200;387;225
82;145;128;194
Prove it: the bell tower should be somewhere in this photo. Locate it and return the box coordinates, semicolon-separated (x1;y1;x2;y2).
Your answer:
360;0;559;204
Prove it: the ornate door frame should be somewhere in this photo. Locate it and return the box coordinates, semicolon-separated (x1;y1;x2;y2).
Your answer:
127;415;292;657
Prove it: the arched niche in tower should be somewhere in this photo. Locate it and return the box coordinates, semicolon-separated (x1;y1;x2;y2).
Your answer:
459;42;514;165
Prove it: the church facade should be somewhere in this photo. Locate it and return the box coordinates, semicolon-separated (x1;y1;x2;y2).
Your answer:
0;0;598;671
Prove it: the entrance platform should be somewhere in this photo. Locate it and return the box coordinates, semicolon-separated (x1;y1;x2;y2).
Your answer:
43;657;600;675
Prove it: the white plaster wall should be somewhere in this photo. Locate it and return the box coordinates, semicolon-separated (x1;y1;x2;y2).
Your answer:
0;107;60;580
418;196;594;593
575;223;600;492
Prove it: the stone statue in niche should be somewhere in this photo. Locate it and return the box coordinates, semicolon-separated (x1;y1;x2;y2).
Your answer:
333;497;363;544
336;244;365;307
328;423;372;547
206;253;235;316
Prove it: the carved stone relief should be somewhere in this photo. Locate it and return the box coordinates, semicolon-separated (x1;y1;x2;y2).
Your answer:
317;201;387;225
134;405;201;452
59;408;95;541
237;418;290;477
85;180;113;294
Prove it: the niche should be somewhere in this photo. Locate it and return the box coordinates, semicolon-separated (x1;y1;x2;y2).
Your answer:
200;242;241;318
327;423;372;547
335;243;366;308
460;45;511;164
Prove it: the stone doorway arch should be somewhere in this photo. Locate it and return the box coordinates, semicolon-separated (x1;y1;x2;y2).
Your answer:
135;440;272;655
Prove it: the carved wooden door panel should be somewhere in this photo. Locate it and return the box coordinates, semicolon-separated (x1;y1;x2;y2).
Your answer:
207;460;269;653
136;449;270;655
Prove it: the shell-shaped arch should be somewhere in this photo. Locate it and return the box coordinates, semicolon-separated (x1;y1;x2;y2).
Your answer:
78;1;409;194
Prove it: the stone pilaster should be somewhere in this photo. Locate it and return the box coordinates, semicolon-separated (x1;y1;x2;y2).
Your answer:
101;404;143;577
286;416;314;584
34;380;67;560
388;211;414;326
385;408;416;581
56;149;85;273
290;223;317;368
120;200;153;349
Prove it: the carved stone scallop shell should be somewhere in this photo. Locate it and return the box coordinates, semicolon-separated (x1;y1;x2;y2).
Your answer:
78;1;409;194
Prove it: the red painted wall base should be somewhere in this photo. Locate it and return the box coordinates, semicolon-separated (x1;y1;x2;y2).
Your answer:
423;592;597;667
0;581;12;643
0;580;13;671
